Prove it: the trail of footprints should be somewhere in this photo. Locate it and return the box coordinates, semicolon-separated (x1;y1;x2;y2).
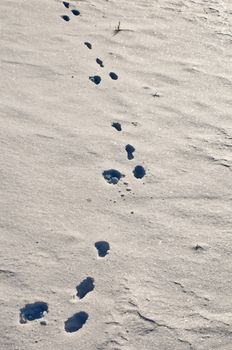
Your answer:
104;122;146;185
19;0;146;336
60;1;146;183
19;242;110;332
60;2;118;85
61;1;80;22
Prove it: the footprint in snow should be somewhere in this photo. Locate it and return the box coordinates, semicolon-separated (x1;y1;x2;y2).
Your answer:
89;75;101;85
84;42;92;49
96;58;104;67
109;72;118;80
19;302;48;324
112;122;122;131
76;277;95;299
61;15;70;22
125;144;135;160
133;165;146;179
72;9;80;16
64;312;89;333
95;241;110;257
63;1;69;8
102;169;124;184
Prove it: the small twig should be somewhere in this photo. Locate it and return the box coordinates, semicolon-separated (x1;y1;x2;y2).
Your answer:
152;92;160;98
113;21;134;36
113;21;121;36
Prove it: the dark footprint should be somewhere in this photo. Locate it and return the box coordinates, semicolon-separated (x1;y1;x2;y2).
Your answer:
61;15;70;22
64;312;88;333
20;302;48;323
72;9;80;16
102;169;124;184
133;165;146;179
89;75;101;85
109;72;118;80
76;277;95;299
63;1;69;8
84;42;92;49
95;241;110;257
112;122;122;131
125;144;135;160
96;58;104;67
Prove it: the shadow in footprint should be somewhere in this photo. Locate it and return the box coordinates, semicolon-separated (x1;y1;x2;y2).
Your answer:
95;241;110;257
89;76;101;85
72;9;80;16
84;42;92;49
63;1;69;8
65;312;88;333
133;165;146;179
20;302;48;323
96;58;104;67
112;122;122;131
103;169;124;184
61;15;70;22
125;144;135;160
76;277;95;299
109;72;118;80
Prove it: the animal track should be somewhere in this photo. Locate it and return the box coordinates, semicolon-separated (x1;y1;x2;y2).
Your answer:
61;15;70;22
95;241;110;257
84;42;92;49
72;9;80;16
89;75;101;85
112;122;122;131
133;165;146;179
76;277;95;299
109;72;118;80
125;144;135;160
96;58;104;67
20;302;48;323
64;312;89;333
63;1;69;8
103;169;124;184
